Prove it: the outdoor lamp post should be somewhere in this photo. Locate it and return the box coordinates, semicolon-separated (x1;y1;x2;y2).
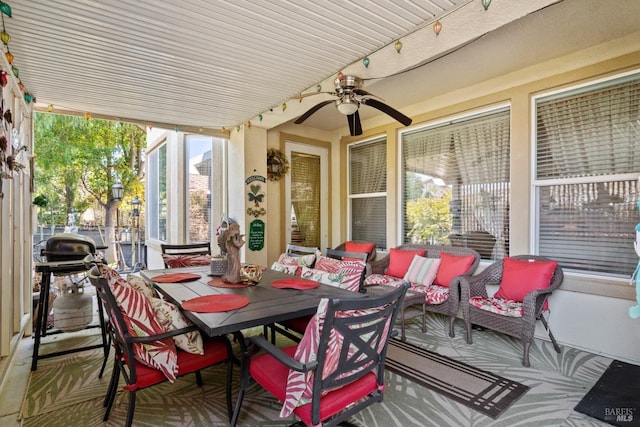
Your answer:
130;196;141;268
111;181;124;268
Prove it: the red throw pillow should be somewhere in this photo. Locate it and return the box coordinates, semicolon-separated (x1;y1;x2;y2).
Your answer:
433;252;476;287
385;248;425;278
344;241;375;261
494;257;558;305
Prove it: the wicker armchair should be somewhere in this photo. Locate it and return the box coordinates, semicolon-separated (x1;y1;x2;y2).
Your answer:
369;244;480;337
456;255;564;367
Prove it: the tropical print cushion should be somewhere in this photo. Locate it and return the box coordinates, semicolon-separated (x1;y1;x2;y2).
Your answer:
364;273;407;288
403;255;441;287
150;297;204;355
300;256;365;292
280;297;393;417
126;273;159;299
98;264;179;381
410;284;449;305
162;254;212;268
270;262;300;276
278;252;316;268
469;296;523;317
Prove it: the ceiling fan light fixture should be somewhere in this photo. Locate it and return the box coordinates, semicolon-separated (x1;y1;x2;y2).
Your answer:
336;97;358;115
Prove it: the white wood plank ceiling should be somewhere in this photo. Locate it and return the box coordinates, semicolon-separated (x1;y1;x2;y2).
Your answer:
3;0;639;134
3;0;467;131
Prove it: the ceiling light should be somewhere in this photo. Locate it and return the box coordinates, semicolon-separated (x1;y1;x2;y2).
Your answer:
336;97;358;115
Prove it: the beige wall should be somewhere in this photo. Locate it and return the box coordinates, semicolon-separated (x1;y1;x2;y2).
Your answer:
264;39;640;363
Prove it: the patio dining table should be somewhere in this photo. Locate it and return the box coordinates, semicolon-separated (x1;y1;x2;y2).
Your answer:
141;266;363;341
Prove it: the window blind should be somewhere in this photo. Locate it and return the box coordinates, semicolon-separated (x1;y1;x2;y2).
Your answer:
401;108;510;259
535;72;640;276
349;138;387;249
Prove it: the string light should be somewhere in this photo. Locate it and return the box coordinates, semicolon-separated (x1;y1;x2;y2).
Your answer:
47;104;54;112
394;40;402;53
433;21;442;36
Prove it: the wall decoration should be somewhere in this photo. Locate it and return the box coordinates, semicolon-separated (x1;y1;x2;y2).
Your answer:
248;219;265;251
266;148;289;181
245;174;266;218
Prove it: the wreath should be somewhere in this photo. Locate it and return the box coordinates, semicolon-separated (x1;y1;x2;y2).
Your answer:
266;148;290;181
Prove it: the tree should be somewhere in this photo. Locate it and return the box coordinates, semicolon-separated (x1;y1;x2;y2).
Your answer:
34;113;146;262
405;188;453;245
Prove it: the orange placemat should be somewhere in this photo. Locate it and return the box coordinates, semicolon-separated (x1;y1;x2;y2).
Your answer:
208;277;254;288
181;294;249;313
152;272;201;283
271;278;320;290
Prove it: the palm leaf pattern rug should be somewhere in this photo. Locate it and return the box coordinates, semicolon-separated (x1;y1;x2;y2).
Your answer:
20;316;613;426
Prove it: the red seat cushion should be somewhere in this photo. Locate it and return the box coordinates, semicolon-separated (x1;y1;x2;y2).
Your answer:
494;257;558;310
250;345;380;426
124;337;228;391
280;315;313;333
433;252;476;287
385;248;425;278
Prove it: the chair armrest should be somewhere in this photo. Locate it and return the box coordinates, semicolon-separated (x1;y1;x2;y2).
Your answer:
248;335;318;372
369;255;389;275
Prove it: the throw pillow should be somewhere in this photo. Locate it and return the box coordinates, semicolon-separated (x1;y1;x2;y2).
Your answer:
162;254;212;268
303;256;365;292
344;241;375;261
270;261;300;276
126;274;159;300
109;279;179;382
277;252;316;268
385;248;425;278
150;297;204;355
494;257;558;308
403;255;441;286
433;252;476;287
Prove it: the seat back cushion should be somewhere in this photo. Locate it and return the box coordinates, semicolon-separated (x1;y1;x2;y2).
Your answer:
433;252;476;287
162;254;212;268
301;255;365;292
403;255;441;286
385;248;426;278
344;241;375;261
494;257;558;305
271;252;316;276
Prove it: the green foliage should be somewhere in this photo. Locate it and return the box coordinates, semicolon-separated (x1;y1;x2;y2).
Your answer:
33;113;146;225
405;188;453;244
32;194;48;208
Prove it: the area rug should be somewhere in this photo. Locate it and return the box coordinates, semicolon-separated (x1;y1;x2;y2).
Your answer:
574;359;640;426
385;338;529;419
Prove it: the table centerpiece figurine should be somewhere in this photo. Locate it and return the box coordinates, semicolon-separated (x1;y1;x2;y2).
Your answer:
220;222;245;284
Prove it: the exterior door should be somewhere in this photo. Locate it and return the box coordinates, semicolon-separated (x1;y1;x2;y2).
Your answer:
285;142;328;251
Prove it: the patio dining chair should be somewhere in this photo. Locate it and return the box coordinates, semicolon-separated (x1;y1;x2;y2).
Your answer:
87;263;233;427
231;283;409;427
456;255;564;367
160;242;212;268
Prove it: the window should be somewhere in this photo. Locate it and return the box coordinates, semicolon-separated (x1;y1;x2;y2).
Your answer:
148;143;167;241
534;72;640;277
401;107;510;260
185;135;226;244
348;137;387;249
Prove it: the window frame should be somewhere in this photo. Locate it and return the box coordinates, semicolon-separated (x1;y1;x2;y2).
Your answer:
347;135;387;250
147;141;167;242
398;103;511;259
530;69;640;281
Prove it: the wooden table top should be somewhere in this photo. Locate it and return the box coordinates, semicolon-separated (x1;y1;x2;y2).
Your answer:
142;267;363;337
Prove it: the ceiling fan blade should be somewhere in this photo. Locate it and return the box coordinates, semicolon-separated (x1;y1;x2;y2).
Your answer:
353;88;375;97
347;110;362;136
294;100;335;124
297;91;335;100
362;98;412;127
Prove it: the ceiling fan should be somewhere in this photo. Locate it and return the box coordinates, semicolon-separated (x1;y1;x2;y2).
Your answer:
294;74;412;136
